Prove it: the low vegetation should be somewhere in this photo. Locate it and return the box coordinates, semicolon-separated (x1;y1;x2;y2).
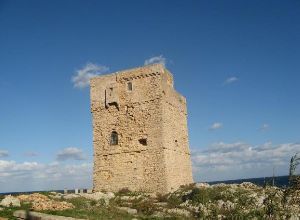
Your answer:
0;195;31;220
1;181;299;219
1;154;299;219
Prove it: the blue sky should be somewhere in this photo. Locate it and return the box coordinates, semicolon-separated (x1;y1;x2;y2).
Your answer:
0;0;299;192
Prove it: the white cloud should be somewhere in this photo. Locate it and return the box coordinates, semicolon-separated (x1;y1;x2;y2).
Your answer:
0;160;40;173
260;123;270;131
56;147;86;161
72;63;109;89
144;55;166;66
192;142;300;182
0;160;92;193
224;76;238;85
0;150;9;157
209;122;223;130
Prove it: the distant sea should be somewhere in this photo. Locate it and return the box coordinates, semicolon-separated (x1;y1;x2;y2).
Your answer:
0;190;65;196
209;175;289;188
0;176;290;195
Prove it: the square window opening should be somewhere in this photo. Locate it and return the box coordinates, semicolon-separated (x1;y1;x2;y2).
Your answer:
139;138;147;146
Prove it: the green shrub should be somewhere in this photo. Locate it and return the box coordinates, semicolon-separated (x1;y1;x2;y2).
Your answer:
156;193;168;202
179;183;196;191
131;199;156;215
182;187;220;205
167;194;182;208
263;192;280;219
117;187;131;195
89;200;97;206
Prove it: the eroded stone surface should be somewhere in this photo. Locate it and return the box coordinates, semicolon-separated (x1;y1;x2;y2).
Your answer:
117;206;138;215
90;64;193;194
17;193;74;211
13;210;85;220
0;195;20;207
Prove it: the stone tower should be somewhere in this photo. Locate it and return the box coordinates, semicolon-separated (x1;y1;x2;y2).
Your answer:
90;64;193;194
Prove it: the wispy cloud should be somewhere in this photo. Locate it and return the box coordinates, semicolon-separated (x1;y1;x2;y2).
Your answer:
0;150;9;158
260;123;270;131
224;76;238;85
192;142;300;182
71;63;109;89
209;122;223;130
144;55;166;66
56;147;86;161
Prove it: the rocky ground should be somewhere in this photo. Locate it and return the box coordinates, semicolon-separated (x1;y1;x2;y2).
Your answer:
0;182;299;219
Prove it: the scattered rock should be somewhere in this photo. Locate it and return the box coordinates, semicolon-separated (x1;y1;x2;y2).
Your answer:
195;182;210;188
254;194;265;208
217;200;235;211
120;195;131;200
151;211;165;217
80;191;115;205
0;195;21;207
18;193;49;202
63;194;80;199
165;208;190;217
120;195;142;201
32;200;74;211
18;193;74;211
2;183;299;219
13;210;85;220
117;206;138;215
239;182;258;189
81;192;115;201
212;183;228;188
49;194;63;199
218;214;226;220
154;202;168;207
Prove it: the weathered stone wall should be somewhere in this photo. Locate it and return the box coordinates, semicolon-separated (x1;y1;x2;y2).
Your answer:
90;64;193;193
162;82;194;191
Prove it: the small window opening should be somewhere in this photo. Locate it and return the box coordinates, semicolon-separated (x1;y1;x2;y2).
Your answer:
175;140;178;143
110;131;118;145
127;82;133;91
139;138;147;146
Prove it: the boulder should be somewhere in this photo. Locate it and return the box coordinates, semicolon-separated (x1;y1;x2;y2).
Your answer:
81;192;115;200
80;192;115;205
120;195;142;201
151;211;166;218
117;206;138;215
32;200;74;211
13;210;85;220
195;182;210;188
217;200;235;211
239;182;258;189
63;194;80;199
0;195;21;207
17;193;74;211
18;193;48;202
165;208;190;217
